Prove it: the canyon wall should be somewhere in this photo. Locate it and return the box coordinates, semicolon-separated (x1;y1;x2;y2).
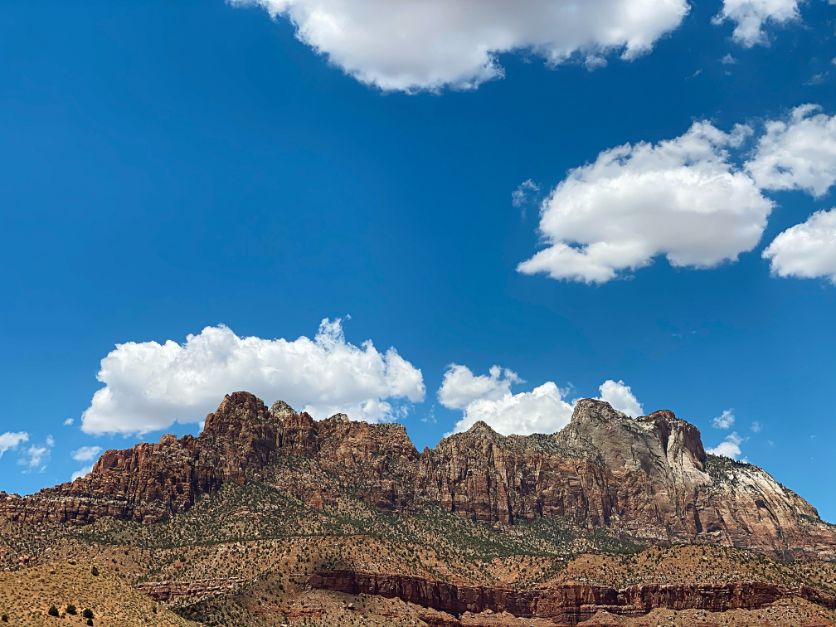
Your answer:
2;392;834;559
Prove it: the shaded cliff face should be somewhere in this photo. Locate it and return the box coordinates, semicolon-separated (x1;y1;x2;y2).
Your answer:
308;569;836;625
1;392;833;560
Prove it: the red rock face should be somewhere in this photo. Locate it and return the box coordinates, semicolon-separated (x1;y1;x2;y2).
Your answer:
415;400;836;559
0;392;419;526
307;570;836;625
416;401;715;532
1;392;834;560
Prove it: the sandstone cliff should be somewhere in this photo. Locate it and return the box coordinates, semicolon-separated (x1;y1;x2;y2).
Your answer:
417;399;833;558
1;392;833;560
308;569;836;625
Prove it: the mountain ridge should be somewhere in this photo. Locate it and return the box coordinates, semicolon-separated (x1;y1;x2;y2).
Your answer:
2;391;836;625
1;391;833;561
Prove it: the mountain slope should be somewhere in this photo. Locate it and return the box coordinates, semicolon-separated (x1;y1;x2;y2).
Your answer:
2;392;832;559
1;392;835;625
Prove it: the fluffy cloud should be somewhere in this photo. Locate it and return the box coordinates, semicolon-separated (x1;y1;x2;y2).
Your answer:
63;418;74;426
512;179;541;210
21;446;50;472
81;319;425;435
441;365;643;436
70;446;102;482
451;381;575;436
0;432;29;457
439;364;574;435
763;208;836;282
518;122;773;283
71;465;94;481
712;409;736;429
19;435;54;473
72;446;103;463
714;0;803;47
707;431;744;459
437;364;520;409
747;105;836;197
233;0;689;91
598;380;643;416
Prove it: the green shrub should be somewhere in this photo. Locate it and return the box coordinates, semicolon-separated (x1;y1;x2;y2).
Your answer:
90;566;99;576
86;619;94;626
83;608;94;619
66;604;77;615
1;613;9;622
48;605;59;617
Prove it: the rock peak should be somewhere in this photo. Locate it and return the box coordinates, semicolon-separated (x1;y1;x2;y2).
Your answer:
228;390;257;401
570;398;624;423
642;409;679;422
464;420;499;437
202;391;271;439
3;391;832;561
270;400;296;421
217;391;266;413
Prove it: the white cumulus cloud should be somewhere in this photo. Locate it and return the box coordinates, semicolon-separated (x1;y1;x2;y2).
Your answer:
232;0;689;92
19;435;54;473
438;364;520;410
712;409;736;429
81;318;425;435
598;379;643;416
451;381;575;436
0;432;29;457
763;208;836;282
714;0;803;47
72;446;103;463
747;105;836;198
707;431;744;459
70;445;101;482
518;122;773;283
441;365;643;436
71;465;94;481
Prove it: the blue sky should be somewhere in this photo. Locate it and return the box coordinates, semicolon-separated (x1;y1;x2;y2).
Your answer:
1;0;835;520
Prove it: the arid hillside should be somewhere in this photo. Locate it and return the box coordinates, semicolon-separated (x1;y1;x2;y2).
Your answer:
1;392;834;625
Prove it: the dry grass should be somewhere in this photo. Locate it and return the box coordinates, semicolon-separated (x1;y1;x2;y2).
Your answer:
546;544;836;592
2;478;834;626
0;561;195;626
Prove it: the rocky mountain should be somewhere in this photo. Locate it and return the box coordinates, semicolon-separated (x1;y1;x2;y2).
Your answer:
1;392;834;625
2;392;832;559
420;400;834;559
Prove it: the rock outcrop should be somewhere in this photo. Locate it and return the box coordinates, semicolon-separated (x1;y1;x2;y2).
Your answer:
1;392;834;560
0;392;418;525
308;570;836;625
135;578;246;603
416;399;834;558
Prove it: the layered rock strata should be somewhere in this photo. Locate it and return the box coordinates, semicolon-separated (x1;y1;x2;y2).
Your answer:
1;392;834;559
308;570;836;625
